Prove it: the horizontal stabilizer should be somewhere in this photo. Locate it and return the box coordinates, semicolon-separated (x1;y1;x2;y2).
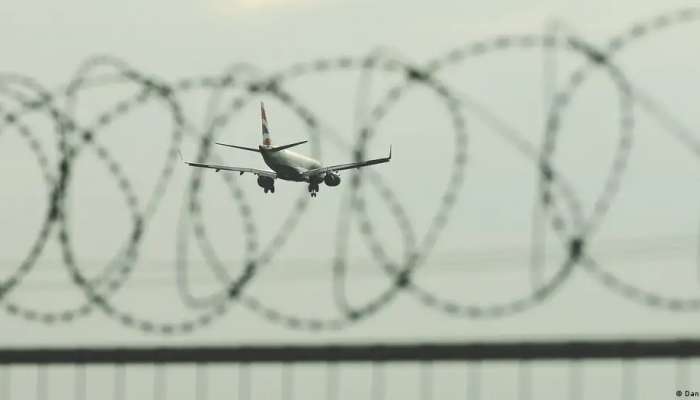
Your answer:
269;140;308;152
216;142;261;152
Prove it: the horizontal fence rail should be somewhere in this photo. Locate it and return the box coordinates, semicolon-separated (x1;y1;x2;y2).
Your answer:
0;340;695;399
1;339;699;365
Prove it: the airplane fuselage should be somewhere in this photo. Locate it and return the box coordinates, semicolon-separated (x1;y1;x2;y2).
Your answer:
259;146;322;182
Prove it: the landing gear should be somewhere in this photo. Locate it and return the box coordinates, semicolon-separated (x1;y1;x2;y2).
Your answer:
308;182;319;198
257;176;275;194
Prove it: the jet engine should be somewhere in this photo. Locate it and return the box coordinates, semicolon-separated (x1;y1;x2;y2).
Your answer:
324;172;341;187
257;176;275;193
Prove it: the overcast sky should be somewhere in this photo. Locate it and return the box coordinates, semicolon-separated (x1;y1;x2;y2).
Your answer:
0;0;699;350
2;1;700;398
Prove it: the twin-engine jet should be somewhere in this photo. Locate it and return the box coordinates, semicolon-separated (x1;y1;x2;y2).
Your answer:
182;102;391;197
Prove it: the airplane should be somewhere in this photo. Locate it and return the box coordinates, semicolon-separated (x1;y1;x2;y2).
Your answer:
181;102;391;197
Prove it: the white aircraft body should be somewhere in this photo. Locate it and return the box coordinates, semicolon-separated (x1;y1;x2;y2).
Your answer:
182;102;391;197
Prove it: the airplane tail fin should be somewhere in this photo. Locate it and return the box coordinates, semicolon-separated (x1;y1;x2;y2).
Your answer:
261;102;272;147
214;104;306;153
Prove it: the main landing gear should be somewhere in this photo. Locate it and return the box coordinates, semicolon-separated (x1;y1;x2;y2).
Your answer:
257;176;275;194
308;182;319;198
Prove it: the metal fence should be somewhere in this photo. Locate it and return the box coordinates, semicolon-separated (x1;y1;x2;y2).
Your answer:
0;339;697;400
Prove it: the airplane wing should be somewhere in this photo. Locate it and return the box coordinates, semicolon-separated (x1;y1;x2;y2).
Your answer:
302;147;391;177
180;154;276;178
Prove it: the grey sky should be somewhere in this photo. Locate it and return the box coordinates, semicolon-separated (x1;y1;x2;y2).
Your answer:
2;1;700;398
0;2;699;396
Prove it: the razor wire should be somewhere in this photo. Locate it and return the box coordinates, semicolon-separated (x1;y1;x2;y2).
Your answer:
0;7;698;334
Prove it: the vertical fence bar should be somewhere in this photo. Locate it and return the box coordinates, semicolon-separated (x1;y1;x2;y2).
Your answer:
675;358;690;394
238;363;250;400
36;365;46;400
153;364;166;400
518;361;532;400
326;363;339;400
195;363;207;400
620;360;636;400
0;366;9;400
370;362;384;400
113;364;125;400
568;360;582;400
420;361;433;400
466;361;481;400
281;363;293;400
75;364;86;400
